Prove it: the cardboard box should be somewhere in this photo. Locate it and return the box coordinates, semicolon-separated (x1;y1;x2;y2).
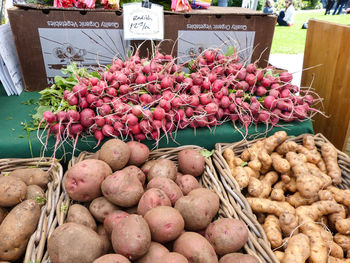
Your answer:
8;6;276;91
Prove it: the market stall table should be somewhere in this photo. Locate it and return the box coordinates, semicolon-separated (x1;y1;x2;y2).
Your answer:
0;90;314;162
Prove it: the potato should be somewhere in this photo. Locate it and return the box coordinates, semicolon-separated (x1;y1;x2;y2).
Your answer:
9;168;49;189
205;218;249;256
0;207;7;225
25;185;45;204
137;188;171;216
123;165;146;185
141;160;157;177
134;242;169;263
97;225;112;254
67;204;97;231
93;254;131;263
147;177;183;205
175;188;219;231
64;159;112;202
103;210;129;236
0;199;41;261
48;223;104;263
101;170;144;207
219;253;259;263
173;232;218;263
111;214;151;260
99;139;131;171
0;176;27;207
144;206;185;243
176;174;201;195
175;172;184;185
154;252;188;263
127;141;150;166
91;150;100;159
178;149;205;177
89;196;120;223
148;159;177;182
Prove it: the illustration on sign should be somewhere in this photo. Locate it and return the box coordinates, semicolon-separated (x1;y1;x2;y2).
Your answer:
38;28;129;82
177;30;255;65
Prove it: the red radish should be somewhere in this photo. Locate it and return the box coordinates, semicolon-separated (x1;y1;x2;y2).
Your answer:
214;90;223;100
304;94;314;105
189;95;200;107
105;115;117;125
201;81;211;90
67;110;80;122
271;83;282;90
245;74;256;86
102;124;114;137
236;81;249;91
256;86;267;96
95;99;103;108
269;89;280;98
119;84;130;95
106;87;118;97
208;72;217;83
236;68;247;80
73;85;88;97
280;89;291;98
80;108;95;128
279;72;293;83
153;107;165;120
98;104;111;116
68;95;78;106
132;105;143;117
70;123;83;135
139;120;153;135
246;63;257;74
229;103;237;113
43;111;57;124
161;76;173;89
200;93;212;105
264;96;277;110
135;133;146;141
91;85;103;96
190;85;201;95
262;77;272;88
205;103;219;115
204;50;215;63
159;99;171;112
79;98;88;109
135;74;147;85
89;77;99;86
126;113;138;126
86;94;97;105
95;116;105;127
94;130;104;147
185;107;194;117
171;97;182;109
129;123;141;134
255;69;264;82
258;111;270;122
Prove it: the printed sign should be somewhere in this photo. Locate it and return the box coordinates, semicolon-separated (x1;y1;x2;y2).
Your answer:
123;2;164;40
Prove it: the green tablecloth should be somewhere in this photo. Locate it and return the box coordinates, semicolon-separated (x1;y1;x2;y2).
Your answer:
0;90;314;162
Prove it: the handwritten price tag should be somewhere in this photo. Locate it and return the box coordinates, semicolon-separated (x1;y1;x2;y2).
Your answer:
123;3;164;40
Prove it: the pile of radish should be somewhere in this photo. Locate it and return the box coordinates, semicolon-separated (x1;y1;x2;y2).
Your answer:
38;47;322;151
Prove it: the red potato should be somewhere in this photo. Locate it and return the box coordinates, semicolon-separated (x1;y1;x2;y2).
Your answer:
144;206;185;243
173;232;218;263
137;188;172;216
134;242;169;263
89;196;120;223
127;141;150;166
205;218;249;256
148;159;178;182
97;225;112;254
101;170;144;207
177;149;205;177
64;159;112;202
122;165;146;185
219;253;259;263
103;210;129;236
141;160;157;177
154;252;188;263
93;254;131;263
175;172;184;185
176;174;201;195
111;215;151;260
99;139;131;171
147;177;183;205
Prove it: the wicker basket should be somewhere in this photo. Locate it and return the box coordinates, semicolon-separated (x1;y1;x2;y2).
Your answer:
0;158;63;263
55;145;276;263
214;133;350;261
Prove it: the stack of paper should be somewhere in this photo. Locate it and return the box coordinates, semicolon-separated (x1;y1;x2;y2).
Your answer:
0;23;24;96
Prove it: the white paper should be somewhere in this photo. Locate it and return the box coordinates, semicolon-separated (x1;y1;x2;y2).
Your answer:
123;3;164;40
0;23;24;96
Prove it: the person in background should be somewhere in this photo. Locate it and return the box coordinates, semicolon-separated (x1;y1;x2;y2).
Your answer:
332;0;348;14
277;0;295;26
325;0;336;14
263;0;275;13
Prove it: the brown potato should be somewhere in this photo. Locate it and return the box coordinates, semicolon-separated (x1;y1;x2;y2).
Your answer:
147;177;183;205
0;200;41;261
64;159;112;202
176;174;200;195
93;254;131;263
219;253;259;263
9;168;49;189
97;225;112;254
103;210;129;236
67;204;97;231
148;159;177;182
48;223;104;263
177;149;205;177
99;139;131;171
175;188;219;231
101;170;144;207
0;176;27;207
137;188;171;216
173;232;218;263
127;141;150;166
144;206;185;243
89;196;120;223
122;165;146;185
154;252;188;263
134;242;169;263
25;185;45;204
111;214;151;260
141;160;157;177
205;218;249;256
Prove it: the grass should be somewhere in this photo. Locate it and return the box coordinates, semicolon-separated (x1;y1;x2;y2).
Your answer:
270;10;350;54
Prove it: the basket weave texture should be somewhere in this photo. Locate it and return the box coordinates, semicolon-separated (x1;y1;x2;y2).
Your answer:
214;133;350;262
55;145;274;263
0;158;63;263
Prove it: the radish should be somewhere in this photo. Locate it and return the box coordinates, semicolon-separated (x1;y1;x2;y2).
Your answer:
205;103;219;115
246;63;256;74
80;108;95;127
102;124;114;137
279;72;293;83
220;96;230;108
153;107;165;120
264;96;277;110
245;74;256;86
95;116;105;127
98;104;111;116
256;86;267;96
94;130;104;147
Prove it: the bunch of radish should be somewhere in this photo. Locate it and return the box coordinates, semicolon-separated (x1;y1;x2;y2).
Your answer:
39;47;322;152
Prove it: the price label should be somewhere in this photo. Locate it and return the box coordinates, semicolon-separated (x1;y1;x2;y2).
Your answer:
123;3;164;40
